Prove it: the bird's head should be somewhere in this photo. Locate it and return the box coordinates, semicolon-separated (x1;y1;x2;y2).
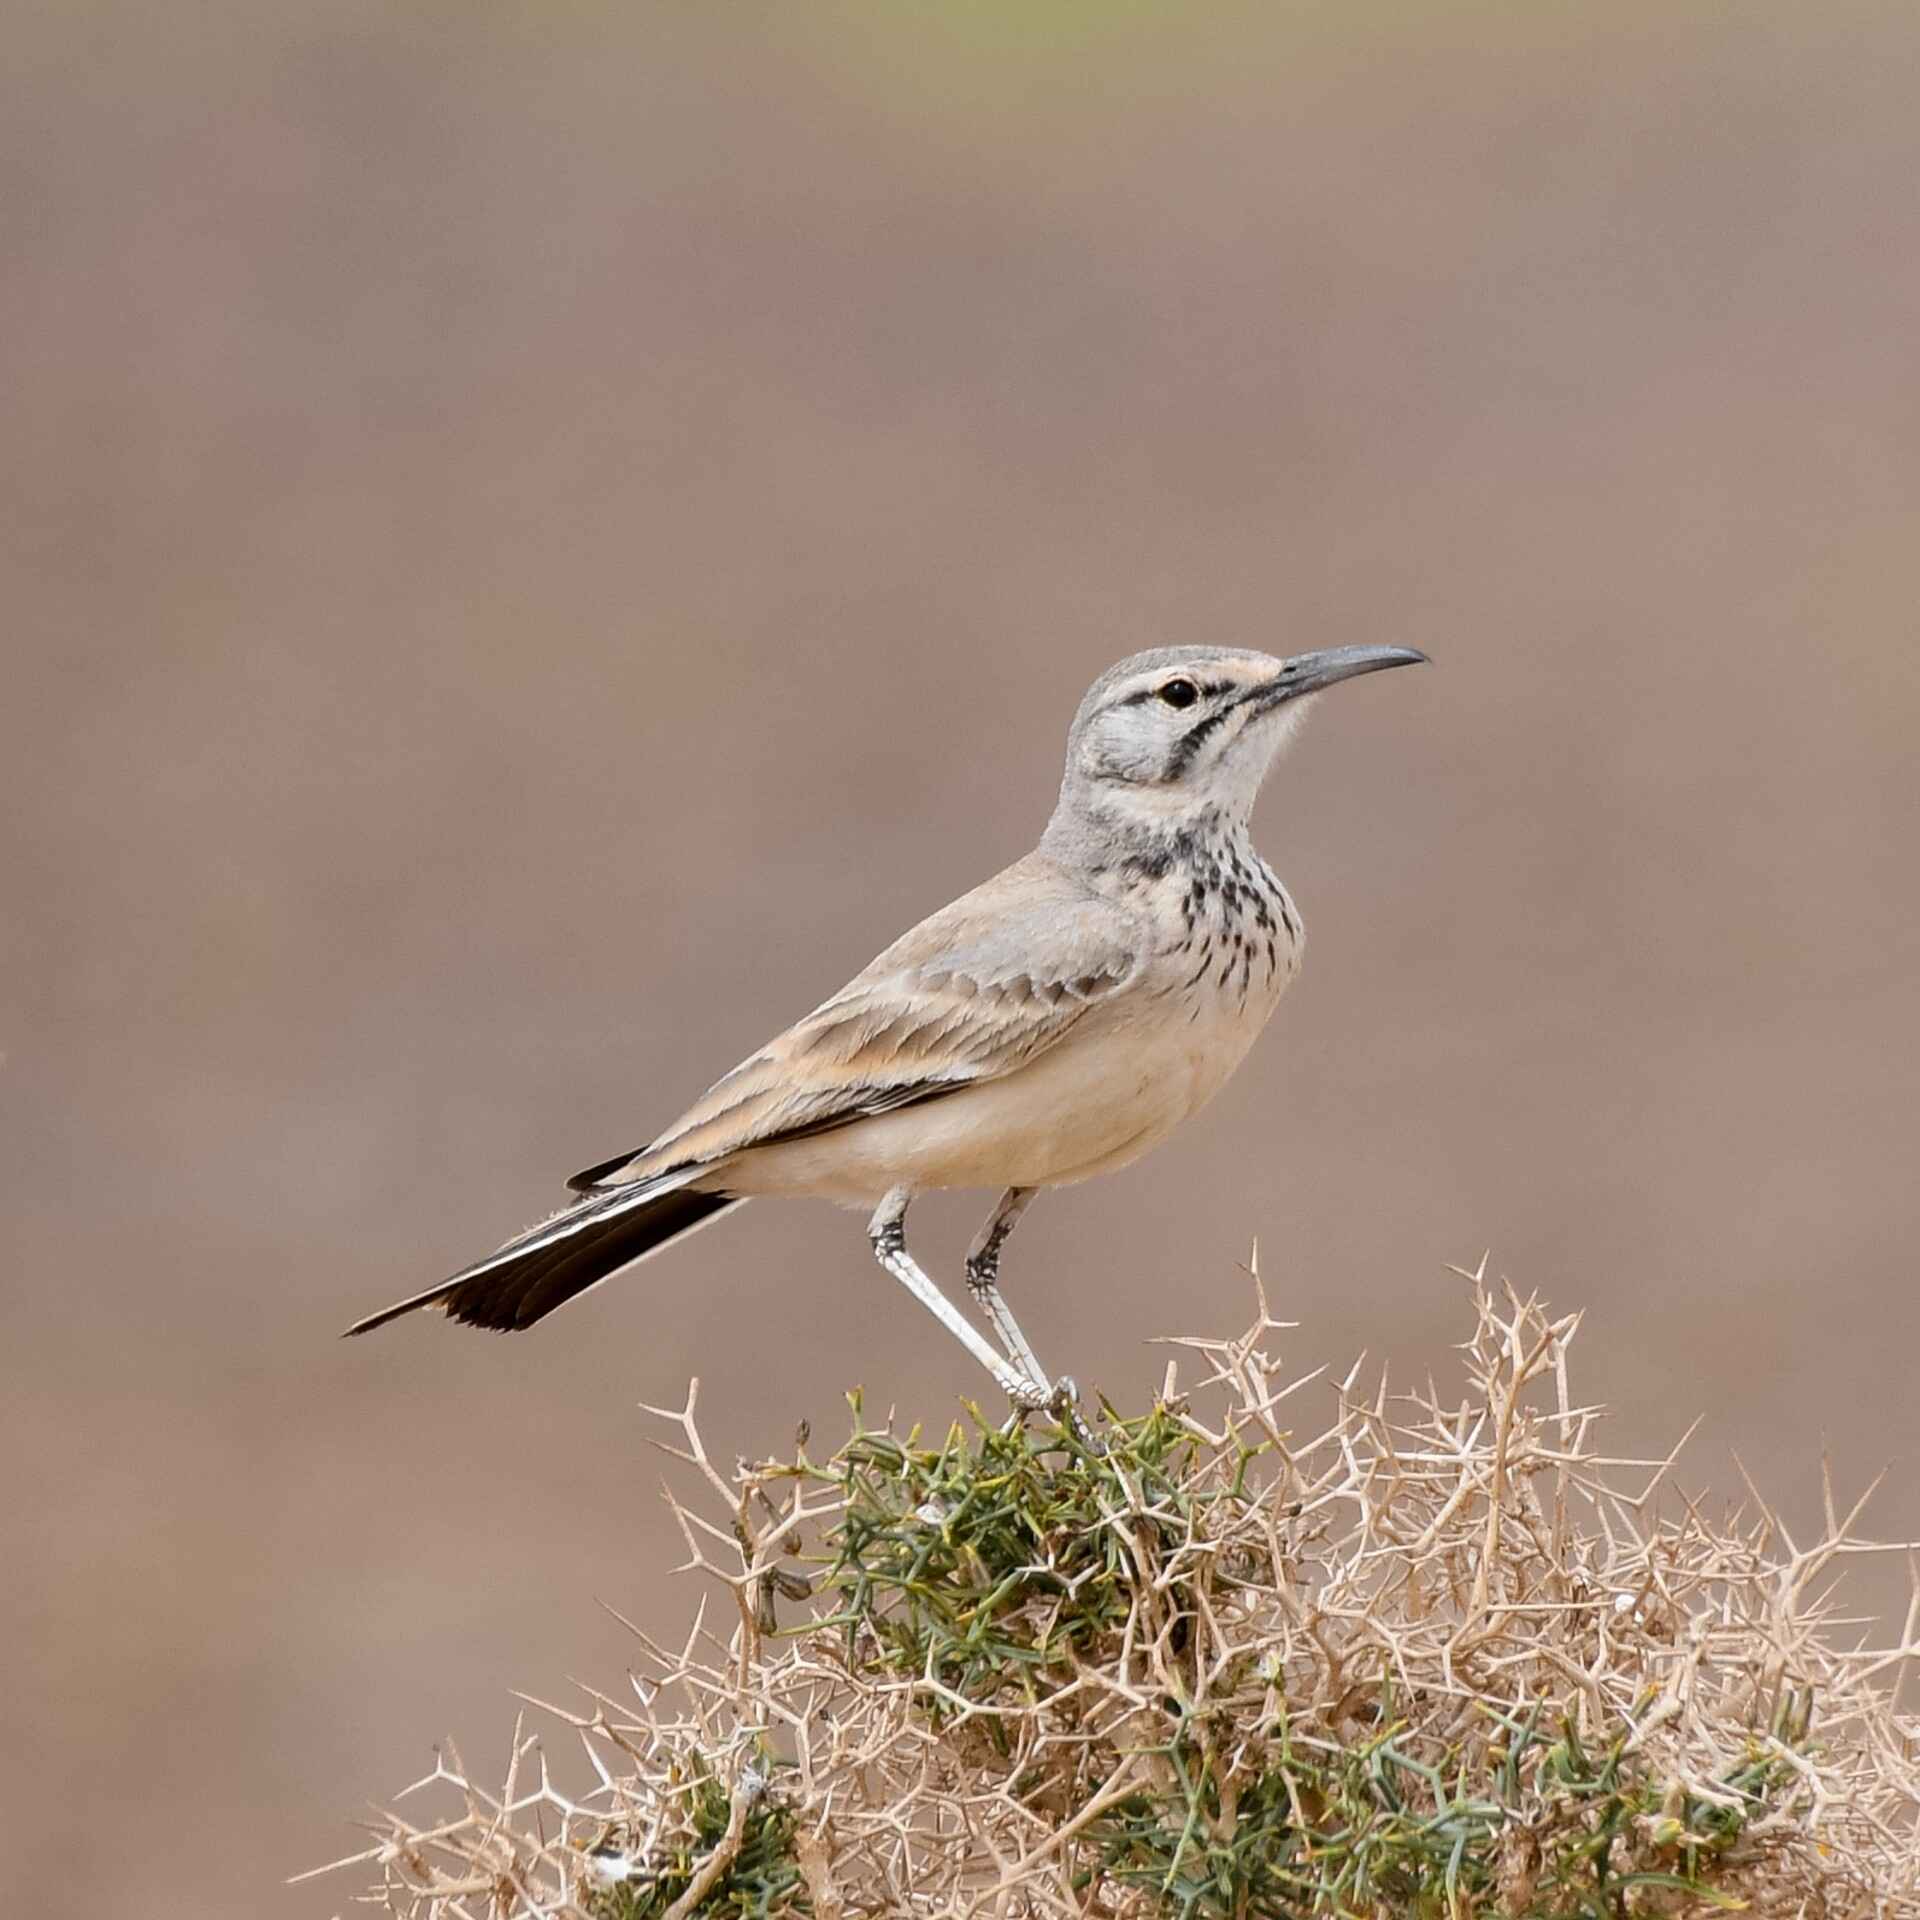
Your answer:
1052;644;1427;833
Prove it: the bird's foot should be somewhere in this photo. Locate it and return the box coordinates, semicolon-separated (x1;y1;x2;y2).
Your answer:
1002;1370;1073;1413
1004;1372;1105;1454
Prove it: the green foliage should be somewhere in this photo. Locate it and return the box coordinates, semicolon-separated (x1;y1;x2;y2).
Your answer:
585;1757;804;1920
1091;1711;1792;1918
823;1397;1207;1710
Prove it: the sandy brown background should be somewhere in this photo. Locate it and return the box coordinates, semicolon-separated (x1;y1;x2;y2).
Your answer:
5;4;1918;1914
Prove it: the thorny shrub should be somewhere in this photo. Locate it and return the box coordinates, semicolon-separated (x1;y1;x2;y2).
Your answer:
314;1265;1920;1917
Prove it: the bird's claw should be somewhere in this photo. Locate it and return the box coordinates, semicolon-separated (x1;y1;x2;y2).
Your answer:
1004;1372;1105;1453
1004;1372;1072;1412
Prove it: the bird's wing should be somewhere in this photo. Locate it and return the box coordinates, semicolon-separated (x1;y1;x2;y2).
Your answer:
570;854;1144;1191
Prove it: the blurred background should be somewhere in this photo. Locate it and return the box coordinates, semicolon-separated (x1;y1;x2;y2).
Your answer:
5;2;1918;1913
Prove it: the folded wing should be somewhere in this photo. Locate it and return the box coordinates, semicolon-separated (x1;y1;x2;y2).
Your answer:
571;854;1143;1192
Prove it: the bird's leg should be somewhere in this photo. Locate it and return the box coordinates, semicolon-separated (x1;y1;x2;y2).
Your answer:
965;1187;1101;1451
867;1189;1053;1412
964;1187;1049;1388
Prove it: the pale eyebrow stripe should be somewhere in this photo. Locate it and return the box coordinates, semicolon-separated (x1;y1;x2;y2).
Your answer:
1112;677;1234;709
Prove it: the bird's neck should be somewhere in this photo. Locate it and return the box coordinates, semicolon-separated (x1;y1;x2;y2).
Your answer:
1046;798;1302;959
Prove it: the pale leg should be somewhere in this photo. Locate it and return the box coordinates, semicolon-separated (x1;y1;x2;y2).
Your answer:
868;1189;1057;1410
964;1187;1100;1448
964;1187;1050;1389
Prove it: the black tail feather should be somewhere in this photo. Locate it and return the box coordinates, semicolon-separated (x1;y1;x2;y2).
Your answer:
445;1186;740;1330
345;1184;741;1336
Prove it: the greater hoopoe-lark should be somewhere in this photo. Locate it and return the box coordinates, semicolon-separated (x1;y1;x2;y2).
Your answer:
348;646;1426;1414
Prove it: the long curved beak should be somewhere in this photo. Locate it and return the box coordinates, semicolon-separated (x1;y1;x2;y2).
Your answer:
1253;645;1430;708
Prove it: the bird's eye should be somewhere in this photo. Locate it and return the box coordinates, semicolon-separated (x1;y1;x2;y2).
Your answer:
1158;678;1200;710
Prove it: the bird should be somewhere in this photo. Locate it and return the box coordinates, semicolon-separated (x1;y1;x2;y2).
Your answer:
346;645;1426;1414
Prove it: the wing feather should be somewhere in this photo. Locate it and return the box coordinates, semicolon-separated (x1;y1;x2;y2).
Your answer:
570;855;1142;1192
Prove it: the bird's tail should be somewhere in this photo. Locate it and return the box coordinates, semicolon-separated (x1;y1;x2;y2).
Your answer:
343;1173;744;1336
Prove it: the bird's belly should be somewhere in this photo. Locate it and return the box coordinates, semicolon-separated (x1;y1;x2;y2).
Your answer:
725;987;1282;1205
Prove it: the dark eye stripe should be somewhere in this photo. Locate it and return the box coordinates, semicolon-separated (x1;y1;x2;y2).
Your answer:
1115;677;1233;709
